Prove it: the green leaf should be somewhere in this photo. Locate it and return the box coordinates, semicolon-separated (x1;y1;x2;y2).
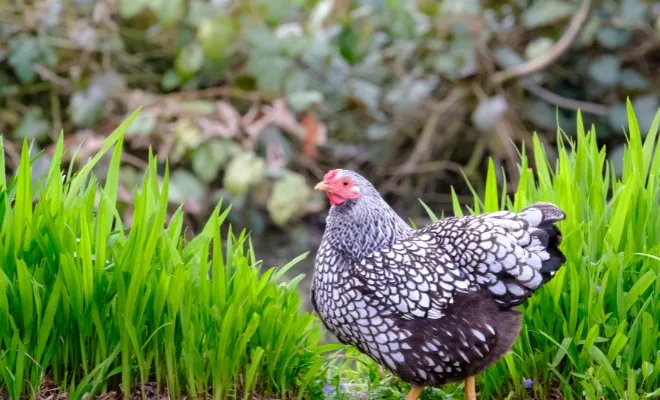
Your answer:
8;35;58;84
286;91;324;112
588;55;621;87
150;0;184;25
192;139;229;183
440;0;481;15
472;95;508;132
450;187;463;217
126;114;157;137
119;0;150;18
620;0;648;21
338;25;366;64
484;158;499;212
521;0;577;29
175;42;205;80
13;107;50;141
494;47;524;69
619;69;650;89
588;345;626;397
34;275;61;361
161;69;181;91
631;95;660;135
597;27;632;50
524;37;554;60
246;54;290;94
624;270;656;311
68;71;125;128
418;199;438;222
14;141;33;250
223;152;266;196
267;172;311;226
168;169;206;206
307;0;334;33
198;15;236;64
69;90;105;128
0;136;6;189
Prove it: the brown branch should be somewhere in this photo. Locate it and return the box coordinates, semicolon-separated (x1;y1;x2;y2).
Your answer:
494;117;520;188
472;84;520;187
1;139;20;170
621;38;660;63
121;153;149;170
32;65;72;93
520;79;609;116
165;86;269;103
392;87;469;178
490;0;592;86
385;160;463;176
379;88;469;196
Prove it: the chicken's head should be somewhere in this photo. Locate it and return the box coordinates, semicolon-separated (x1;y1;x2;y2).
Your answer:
314;169;361;206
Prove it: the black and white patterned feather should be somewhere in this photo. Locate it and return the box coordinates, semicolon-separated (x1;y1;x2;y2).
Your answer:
311;169;566;386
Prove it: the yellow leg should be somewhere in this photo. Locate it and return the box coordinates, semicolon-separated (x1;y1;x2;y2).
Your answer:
405;385;424;400
464;376;476;400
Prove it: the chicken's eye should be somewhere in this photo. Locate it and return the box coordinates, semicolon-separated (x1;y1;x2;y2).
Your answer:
342;181;349;186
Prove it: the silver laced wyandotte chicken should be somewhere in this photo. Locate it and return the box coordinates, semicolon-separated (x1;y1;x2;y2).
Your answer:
310;169;566;400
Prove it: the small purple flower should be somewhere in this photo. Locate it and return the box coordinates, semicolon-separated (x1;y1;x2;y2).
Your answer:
596;285;601;292
323;383;345;393
524;378;535;389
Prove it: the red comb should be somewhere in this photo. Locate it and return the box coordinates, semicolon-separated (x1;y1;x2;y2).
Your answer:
324;169;340;181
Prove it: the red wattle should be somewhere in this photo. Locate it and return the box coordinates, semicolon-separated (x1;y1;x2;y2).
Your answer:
328;193;345;205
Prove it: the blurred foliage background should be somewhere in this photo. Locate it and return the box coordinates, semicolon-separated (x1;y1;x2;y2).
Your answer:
1;0;659;270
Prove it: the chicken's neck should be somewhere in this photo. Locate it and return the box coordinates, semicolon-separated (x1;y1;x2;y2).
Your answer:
322;198;414;264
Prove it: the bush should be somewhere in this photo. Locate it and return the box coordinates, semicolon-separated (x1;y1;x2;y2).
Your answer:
0;109;330;399
2;0;658;230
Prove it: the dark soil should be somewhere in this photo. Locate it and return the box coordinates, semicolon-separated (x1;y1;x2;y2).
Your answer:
1;378;299;400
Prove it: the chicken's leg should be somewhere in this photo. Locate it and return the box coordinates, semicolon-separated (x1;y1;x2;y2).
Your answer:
405;385;424;400
464;376;476;400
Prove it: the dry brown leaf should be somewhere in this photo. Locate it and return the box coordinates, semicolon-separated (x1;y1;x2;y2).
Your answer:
266;140;288;171
241;105;272;138
161;98;186;119
268;99;304;138
182;198;202;214
196;101;241;138
197;117;234;138
217;101;241;134
49;130;106;162
93;0;119;30
154;122;177;161
123;90;158;114
117;184;134;203
300;112;327;160
36;377;67;400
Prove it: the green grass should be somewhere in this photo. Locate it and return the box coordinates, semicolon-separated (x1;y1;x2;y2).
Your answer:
438;100;660;399
0;109;332;399
462;100;660;400
325;101;660;399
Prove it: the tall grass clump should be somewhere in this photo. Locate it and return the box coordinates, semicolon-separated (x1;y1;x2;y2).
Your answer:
0;109;330;399
419;100;660;399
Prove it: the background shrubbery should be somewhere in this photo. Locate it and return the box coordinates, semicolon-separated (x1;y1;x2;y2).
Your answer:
2;0;659;231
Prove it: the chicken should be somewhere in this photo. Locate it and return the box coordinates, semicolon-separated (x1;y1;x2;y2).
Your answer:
310;169;566;399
